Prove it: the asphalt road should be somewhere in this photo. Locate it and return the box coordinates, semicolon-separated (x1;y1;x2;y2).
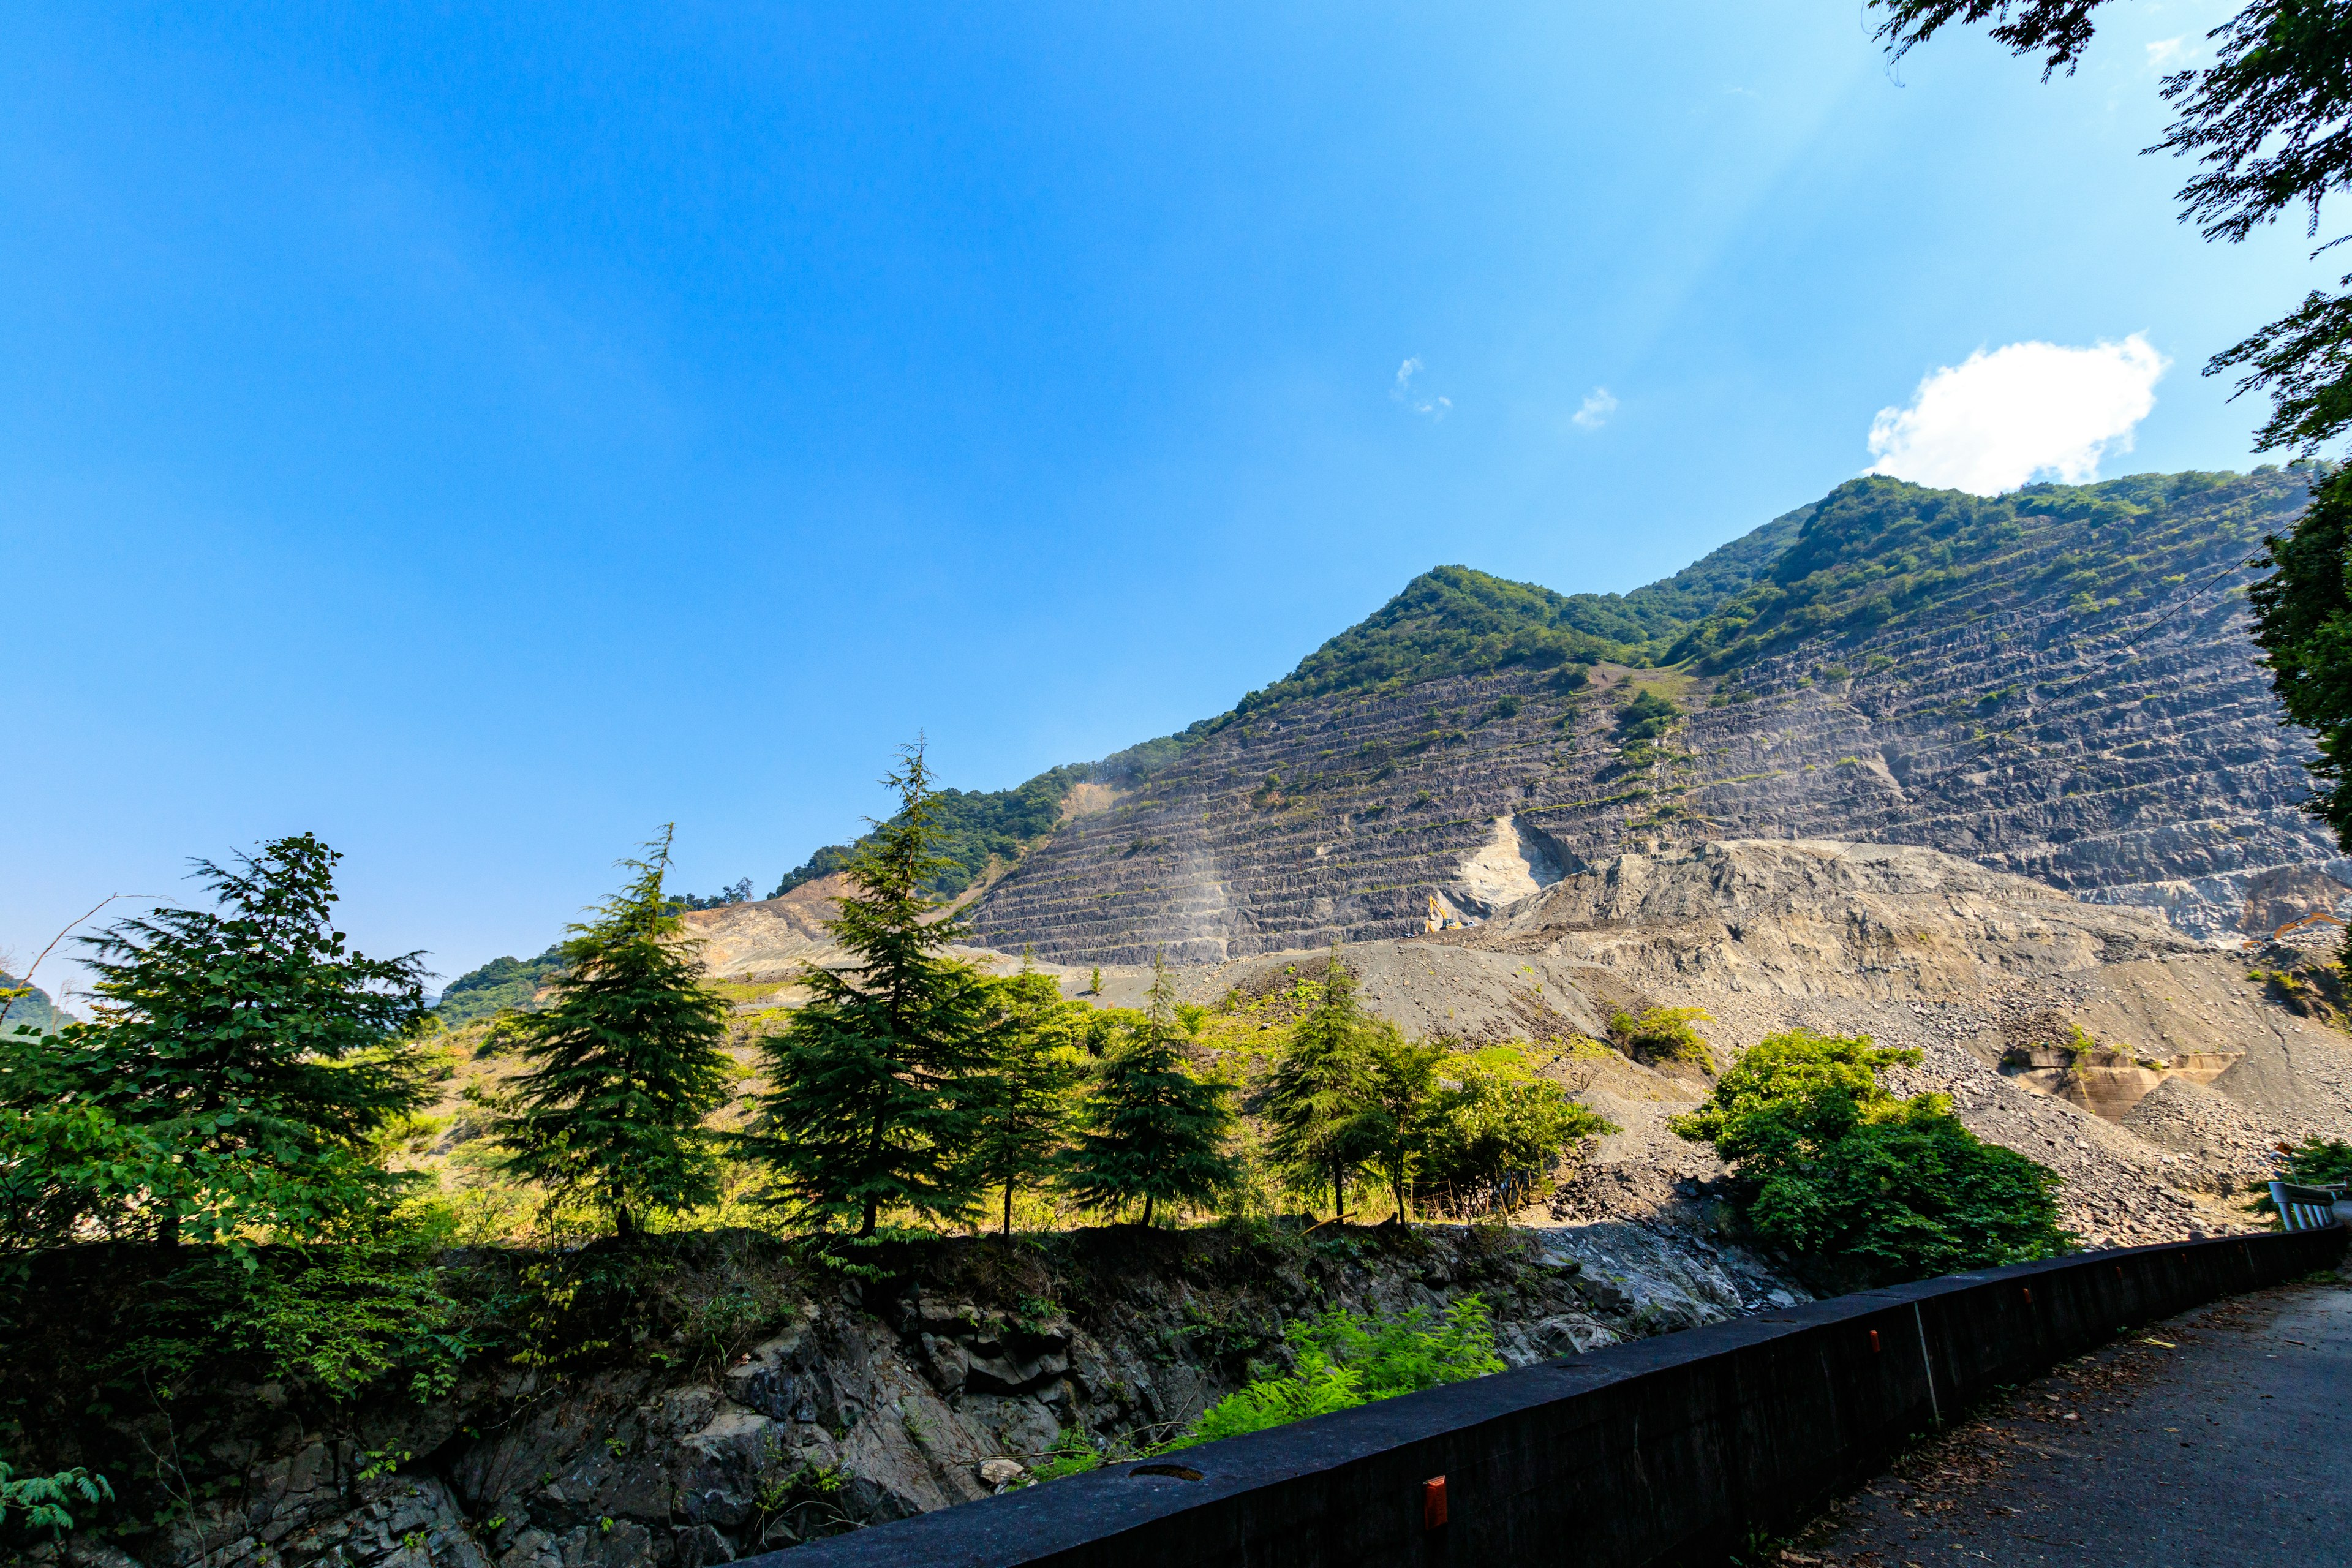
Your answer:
1787;1269;2351;1567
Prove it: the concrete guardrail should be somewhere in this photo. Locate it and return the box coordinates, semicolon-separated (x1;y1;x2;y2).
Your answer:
747;1224;2348;1568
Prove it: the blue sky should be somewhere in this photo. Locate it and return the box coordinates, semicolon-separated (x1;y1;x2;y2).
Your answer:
3;1;2335;993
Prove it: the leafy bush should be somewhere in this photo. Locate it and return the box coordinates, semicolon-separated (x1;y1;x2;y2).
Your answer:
1616;689;1680;742
1672;1028;2072;1289
0;1460;111;1540
1607;1006;1715;1071
1174;1296;1503;1446
105;1215;495;1402
1419;1074;1613;1218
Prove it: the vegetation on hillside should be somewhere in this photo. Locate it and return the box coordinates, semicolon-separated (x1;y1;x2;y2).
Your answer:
434;946;565;1025
0;972;68;1036
1666;470;2307;674
772;761;1096;902
1672;1028;2073;1290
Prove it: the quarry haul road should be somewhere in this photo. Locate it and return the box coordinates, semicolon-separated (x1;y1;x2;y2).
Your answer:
1790;1268;2351;1567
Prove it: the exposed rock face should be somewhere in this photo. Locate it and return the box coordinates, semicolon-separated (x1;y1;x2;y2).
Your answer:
32;1227;1799;1568
963;470;2340;962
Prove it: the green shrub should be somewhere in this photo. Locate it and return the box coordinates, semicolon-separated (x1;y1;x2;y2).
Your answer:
1607;1006;1715;1072
1173;1297;1503;1446
1672;1028;2072;1289
1;1460;111;1540
105;1213;494;1402
1420;1076;1613;1216
1617;689;1679;742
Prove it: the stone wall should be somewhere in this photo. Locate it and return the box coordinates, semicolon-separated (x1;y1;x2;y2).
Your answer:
750;1225;2350;1568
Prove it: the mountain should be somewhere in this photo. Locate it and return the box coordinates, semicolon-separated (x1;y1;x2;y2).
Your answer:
763;502;1819;905
0;971;69;1034
950;467;2333;961
433;945;567;1025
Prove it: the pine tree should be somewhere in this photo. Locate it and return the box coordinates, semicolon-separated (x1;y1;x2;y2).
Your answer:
1254;944;1375;1219
11;834;432;1248
1061;952;1236;1227
494;827;733;1238
742;744;996;1238
1354;1025;1445;1225
963;957;1084;1238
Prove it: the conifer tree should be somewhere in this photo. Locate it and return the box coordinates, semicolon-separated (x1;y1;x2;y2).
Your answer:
963;957;1084;1237
742;744;996;1238
1060;952;1237;1226
1355;1025;1446;1225
494;827;733;1238
1254;944;1375;1219
7;834;432;1248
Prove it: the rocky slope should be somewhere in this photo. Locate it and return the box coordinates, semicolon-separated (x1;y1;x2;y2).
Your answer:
957;468;2341;962
683;837;2346;1249
17;1224;1800;1568
1115;838;2352;1248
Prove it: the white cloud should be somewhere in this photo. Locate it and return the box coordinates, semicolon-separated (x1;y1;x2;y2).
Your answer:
1865;336;2169;494
1571;386;1618;430
2146;36;2186;70
1392;357;1450;418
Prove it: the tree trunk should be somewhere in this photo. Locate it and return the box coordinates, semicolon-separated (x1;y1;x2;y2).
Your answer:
859;1198;878;1238
157;1209;181;1251
616;1204;635;1240
1003;1183;1014;1239
1143;1193;1155;1228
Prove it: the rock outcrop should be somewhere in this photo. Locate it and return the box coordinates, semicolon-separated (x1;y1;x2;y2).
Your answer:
23;1226;1800;1568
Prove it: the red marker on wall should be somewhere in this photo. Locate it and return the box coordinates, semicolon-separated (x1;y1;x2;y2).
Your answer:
1423;1476;1449;1530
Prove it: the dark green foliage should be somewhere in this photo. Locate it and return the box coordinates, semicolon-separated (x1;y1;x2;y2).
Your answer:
1667;472;2306;673
2;835;432;1250
1607;1006;1715;1071
2250;470;2352;861
1253;948;1376;1216
2215;285;2352;458
1673;1028;2072;1289
1419;1076;1614;1216
492;827;734;1238
105;1217;491;1403
434;945;566;1027
775;763;1093;900
1060;955;1237;1226
769;843;859;900
1615;689;1680;743
1237;567;1638;714
744;745;998;1238
669;879;756;912
0;973;67;1036
1;1461;111;1540
1354;1030;1446;1223
963;966;1085;1237
1174;1296;1503;1446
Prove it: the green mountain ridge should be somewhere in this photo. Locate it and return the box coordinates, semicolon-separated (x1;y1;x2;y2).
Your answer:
743;466;2318;924
761;492;1820;898
0;971;70;1035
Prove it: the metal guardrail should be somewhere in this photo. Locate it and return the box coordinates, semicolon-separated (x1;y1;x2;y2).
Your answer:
2269;1180;2349;1232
